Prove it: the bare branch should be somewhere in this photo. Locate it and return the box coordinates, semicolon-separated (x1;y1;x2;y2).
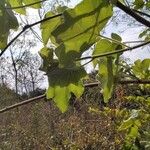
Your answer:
116;1;150;27
1;79;150;113
0;94;46;113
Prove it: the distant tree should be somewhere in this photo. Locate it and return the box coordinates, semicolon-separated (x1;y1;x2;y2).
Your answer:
17;51;45;96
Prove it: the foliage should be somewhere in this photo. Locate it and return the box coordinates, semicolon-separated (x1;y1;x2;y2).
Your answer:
0;0;150;111
0;0;150;149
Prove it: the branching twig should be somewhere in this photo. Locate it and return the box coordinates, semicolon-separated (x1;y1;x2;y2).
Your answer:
115;1;150;27
77;40;150;61
0;13;62;57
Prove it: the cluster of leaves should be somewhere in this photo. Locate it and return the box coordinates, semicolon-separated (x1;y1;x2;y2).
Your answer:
0;0;42;50
133;0;150;40
38;0;119;111
132;59;150;92
118;96;150;149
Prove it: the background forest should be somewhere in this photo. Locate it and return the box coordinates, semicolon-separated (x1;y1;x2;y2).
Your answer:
0;0;150;149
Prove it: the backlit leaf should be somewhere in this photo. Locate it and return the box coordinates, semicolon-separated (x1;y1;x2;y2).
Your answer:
23;0;41;8
51;0;112;66
0;2;19;50
46;66;86;112
8;0;26;15
92;39;120;102
41;12;62;45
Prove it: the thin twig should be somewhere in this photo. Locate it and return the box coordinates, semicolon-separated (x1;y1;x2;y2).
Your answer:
116;1;150;27
132;9;150;18
81;58;94;67
77;40;150;61
124;40;145;44
100;35;130;48
0;30;25;57
0;13;62;57
30;27;43;42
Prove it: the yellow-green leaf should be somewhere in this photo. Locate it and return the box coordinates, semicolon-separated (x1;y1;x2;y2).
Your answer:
8;0;26;15
51;0;112;66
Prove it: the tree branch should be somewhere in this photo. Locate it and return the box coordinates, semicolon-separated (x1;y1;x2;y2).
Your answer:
0;79;150;113
0;94;46;113
115;1;150;27
0;13;62;57
77;40;150;61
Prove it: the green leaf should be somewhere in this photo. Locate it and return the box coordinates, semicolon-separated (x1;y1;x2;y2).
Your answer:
111;33;122;42
38;47;54;71
0;2;19;49
46;66;86;112
134;120;141;128
133;0;144;9
119;118;134;131
146;1;150;8
139;29;150;41
92;39;119;102
23;0;41;8
51;0;112;66
41;12;62;45
128;125;139;138
99;57;114;103
49;86;71;112
8;0;26;15
132;59;150;79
